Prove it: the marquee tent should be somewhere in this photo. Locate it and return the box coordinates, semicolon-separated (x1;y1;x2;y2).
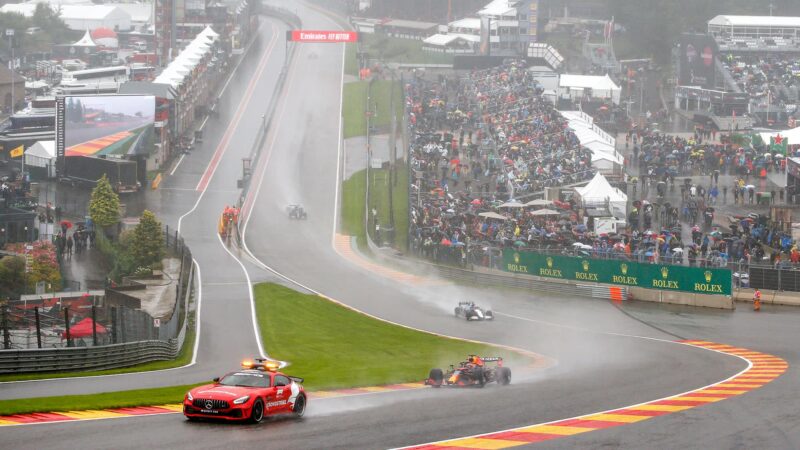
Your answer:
574;172;628;218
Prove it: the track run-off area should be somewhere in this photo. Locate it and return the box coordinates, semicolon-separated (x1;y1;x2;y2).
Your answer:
2;1;800;449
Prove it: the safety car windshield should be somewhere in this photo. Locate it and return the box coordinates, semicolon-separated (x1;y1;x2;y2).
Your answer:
219;373;270;387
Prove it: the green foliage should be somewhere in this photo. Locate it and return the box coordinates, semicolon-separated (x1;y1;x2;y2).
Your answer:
130;210;164;269
89;175;120;229
28;255;60;291
0;6;76;54
0;256;26;298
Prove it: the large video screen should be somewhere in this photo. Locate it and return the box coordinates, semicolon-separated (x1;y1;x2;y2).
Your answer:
678;34;718;89
63;95;155;157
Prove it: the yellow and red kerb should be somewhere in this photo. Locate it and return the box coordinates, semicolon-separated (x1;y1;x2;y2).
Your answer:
0;382;426;426
65;131;133;157
406;341;788;449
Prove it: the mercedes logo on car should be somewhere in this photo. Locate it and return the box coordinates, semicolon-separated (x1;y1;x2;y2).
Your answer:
205;400;213;410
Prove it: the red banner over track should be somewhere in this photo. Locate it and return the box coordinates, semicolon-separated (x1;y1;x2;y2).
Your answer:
287;30;358;43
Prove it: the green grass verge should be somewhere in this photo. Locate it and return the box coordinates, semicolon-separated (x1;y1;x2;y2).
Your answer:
343;81;368;138
0;321;196;382
341;169;366;245
255;283;525;391
345;41;359;76
0;383;204;416
342;79;403;139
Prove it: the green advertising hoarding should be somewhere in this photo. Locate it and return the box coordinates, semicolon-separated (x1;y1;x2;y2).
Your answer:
502;249;731;295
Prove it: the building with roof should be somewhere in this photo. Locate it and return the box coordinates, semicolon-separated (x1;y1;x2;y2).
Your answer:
708;15;800;51
375;19;441;40
708;15;800;40
422;33;479;54
421;0;541;58
113;3;154;32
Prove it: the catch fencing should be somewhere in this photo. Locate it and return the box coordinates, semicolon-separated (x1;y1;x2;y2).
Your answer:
0;226;195;373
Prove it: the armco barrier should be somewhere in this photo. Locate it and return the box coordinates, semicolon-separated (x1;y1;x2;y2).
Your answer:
0;340;178;374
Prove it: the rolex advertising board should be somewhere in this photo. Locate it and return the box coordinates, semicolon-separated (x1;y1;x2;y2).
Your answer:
503;249;731;295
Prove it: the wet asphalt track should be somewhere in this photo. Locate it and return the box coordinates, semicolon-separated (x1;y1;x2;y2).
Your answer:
2;2;800;449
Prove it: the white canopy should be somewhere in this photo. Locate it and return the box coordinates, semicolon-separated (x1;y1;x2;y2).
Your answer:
574;173;628;218
559;74;621;105
525;199;553;207
529;208;560;216
479;212;508;220
154;26;217;88
73;30;97;47
499;201;524;208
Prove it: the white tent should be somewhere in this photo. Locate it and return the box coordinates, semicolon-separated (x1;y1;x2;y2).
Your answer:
25;141;56;177
559;74;621;105
591;152;623;173
574;172;627;218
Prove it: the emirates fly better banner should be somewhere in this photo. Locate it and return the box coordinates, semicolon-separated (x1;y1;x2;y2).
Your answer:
288;30;358;43
502;249;732;295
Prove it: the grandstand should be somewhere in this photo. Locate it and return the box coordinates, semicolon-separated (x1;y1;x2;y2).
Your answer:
708;15;800;52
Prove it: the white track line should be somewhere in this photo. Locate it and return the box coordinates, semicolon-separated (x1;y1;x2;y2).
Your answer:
169;154;186;176
215;233;266;359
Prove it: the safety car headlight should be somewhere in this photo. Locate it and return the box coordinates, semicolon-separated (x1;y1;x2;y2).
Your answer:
233;395;250;405
186;391;193;401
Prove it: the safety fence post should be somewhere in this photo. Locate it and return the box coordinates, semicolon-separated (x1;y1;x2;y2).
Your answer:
120;308;126;343
111;306;117;344
34;306;42;348
64;307;72;348
91;304;97;346
1;306;10;349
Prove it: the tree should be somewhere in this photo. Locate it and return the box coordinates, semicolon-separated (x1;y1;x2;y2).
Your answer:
89;174;120;231
0;256;26;298
28;253;61;291
129;210;164;269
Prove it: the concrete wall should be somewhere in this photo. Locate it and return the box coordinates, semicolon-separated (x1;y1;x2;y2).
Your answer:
733;288;800;307
629;287;735;309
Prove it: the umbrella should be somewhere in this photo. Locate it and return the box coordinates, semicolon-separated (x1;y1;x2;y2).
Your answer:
513;240;526;247
470;199;482;205
440;238;452;246
530;208;561;216
672;248;684;253
479;212;508;220
572;242;584;247
499;201;525;208
580;244;593;250
745;185;755;190
775;154;785;158
60;220;73;229
525;199;553;207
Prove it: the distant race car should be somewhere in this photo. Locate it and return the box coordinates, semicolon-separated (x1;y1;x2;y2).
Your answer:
426;355;511;388
183;358;306;423
287;204;308;220
454;301;494;321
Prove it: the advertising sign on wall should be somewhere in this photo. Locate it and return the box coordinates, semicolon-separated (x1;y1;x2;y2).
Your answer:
503;249;732;295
